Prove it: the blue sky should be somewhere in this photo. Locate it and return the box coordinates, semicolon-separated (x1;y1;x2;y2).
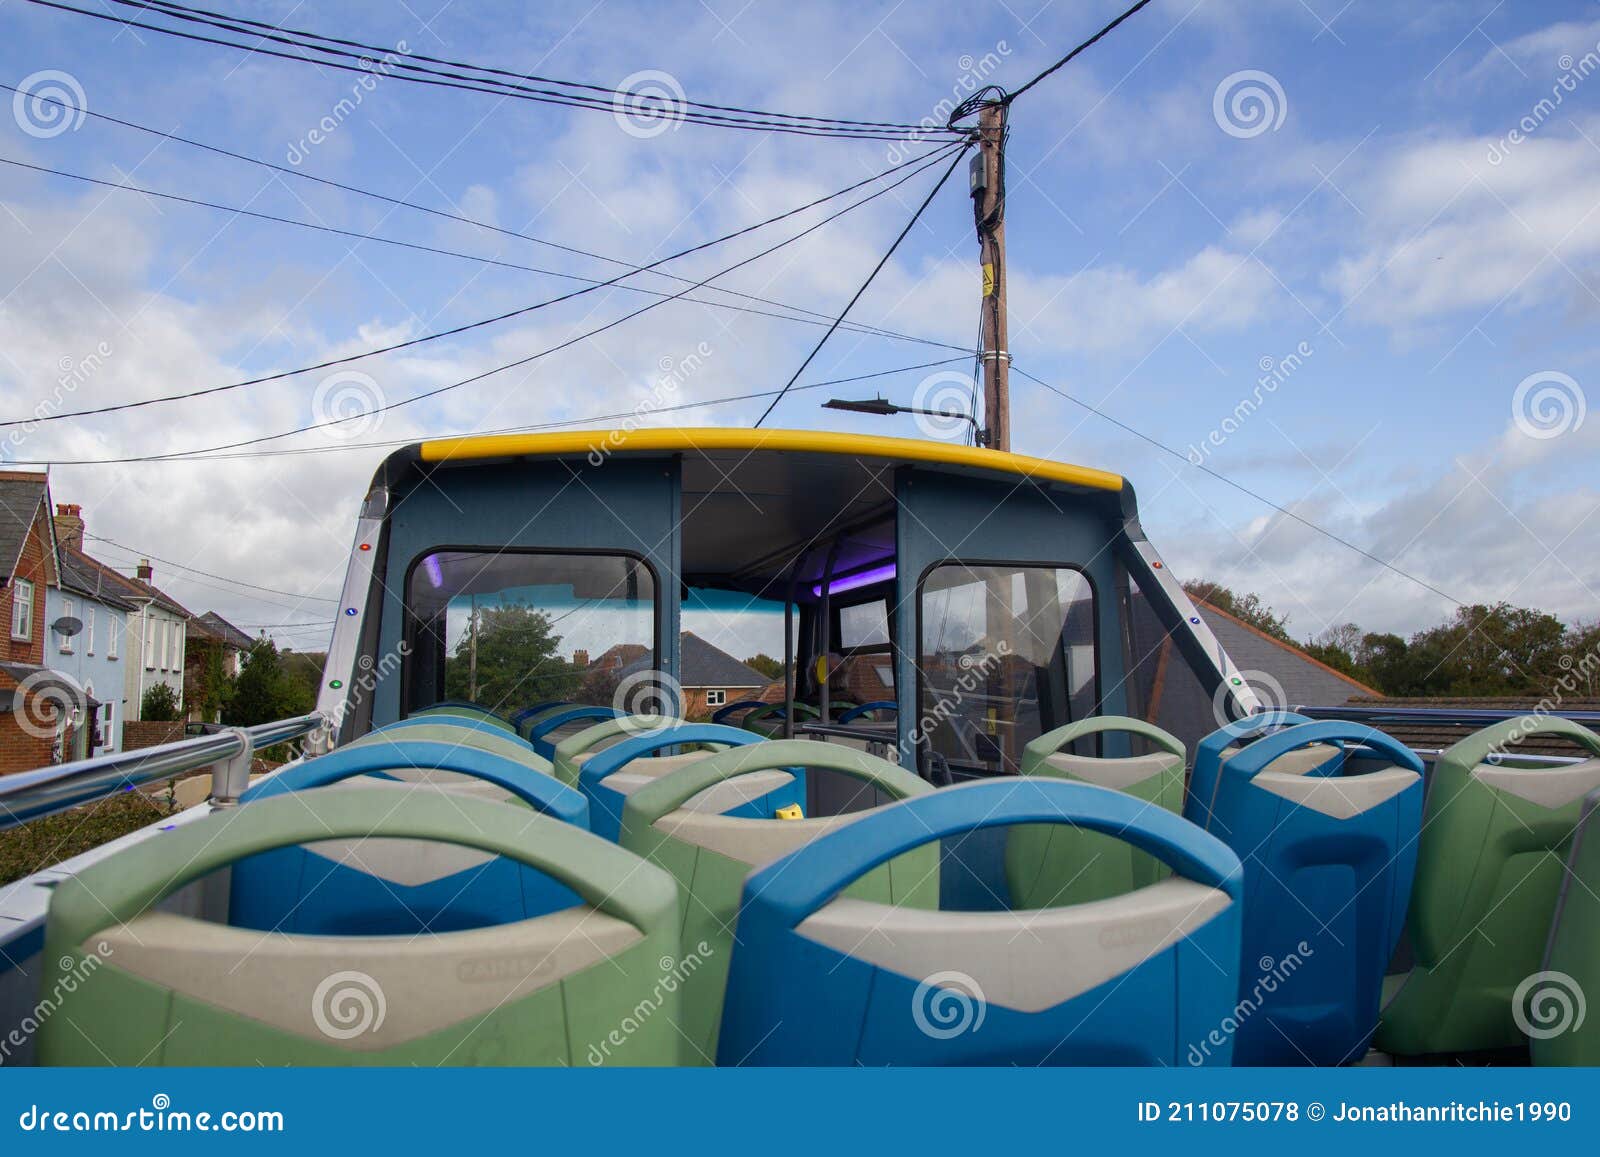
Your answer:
2;0;1598;659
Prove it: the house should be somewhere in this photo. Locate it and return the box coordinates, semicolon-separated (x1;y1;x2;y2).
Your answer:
115;559;193;722
184;611;253;722
0;471;78;774
613;632;766;719
46;504;135;756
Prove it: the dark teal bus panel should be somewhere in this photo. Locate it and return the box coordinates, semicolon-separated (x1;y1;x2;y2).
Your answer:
372;456;681;729
893;467;1131;777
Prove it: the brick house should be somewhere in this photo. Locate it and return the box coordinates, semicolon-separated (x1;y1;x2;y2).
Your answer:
614;632;766;720
0;471;76;774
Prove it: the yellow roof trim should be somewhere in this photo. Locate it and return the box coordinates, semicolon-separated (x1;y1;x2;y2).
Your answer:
418;428;1124;492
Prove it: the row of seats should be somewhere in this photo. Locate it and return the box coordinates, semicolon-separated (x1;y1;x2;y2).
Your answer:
36;701;1248;1067
36;700;1600;1066
1011;709;1600;1065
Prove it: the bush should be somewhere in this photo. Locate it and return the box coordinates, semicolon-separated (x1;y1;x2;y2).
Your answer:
141;682;181;721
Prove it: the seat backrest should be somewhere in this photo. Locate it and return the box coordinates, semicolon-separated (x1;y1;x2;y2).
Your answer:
710;698;768;725
356;717;551;777
1533;792;1600;1066
40;790;681;1066
1008;716;1188;908
232;741;587;934
409;704;517;734
619;740;936;1059
577;722;774;841
524;705;624;758
1380;718;1600;1056
741;701;820;735
719;777;1243;1066
838;700;897;724
551;714;684;786
1185;711;1321;830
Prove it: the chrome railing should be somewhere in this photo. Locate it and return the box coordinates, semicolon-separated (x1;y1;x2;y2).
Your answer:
0;714;324;832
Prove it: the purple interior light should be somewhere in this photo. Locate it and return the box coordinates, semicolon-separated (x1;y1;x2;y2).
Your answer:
423;555;443;589
812;561;896;599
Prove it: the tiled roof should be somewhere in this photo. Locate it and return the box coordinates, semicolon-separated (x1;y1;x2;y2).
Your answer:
194;611;253;650
57;548;135;610
1196;601;1382;705
58;546;190;618
618;632;766;689
0;472;49;581
1342;695;1600;759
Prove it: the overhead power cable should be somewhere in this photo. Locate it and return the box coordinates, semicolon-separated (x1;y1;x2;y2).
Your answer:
124;0;937;134
11;149;960;466
1001;0;1157;106
19;357;970;467
28;0;952;141
755;145;970;427
0;82;954;350
83;533;339;603
0;142;965;428
1012;366;1465;607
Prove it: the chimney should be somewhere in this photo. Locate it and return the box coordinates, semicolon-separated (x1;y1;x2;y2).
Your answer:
136;558;153;581
573;649;590;668
53;503;84;552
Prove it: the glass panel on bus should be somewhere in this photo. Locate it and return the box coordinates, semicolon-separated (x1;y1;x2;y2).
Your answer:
918;563;1097;775
405;550;656;716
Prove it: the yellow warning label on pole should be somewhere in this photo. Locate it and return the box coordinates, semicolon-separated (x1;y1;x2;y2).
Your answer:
982;263;995;297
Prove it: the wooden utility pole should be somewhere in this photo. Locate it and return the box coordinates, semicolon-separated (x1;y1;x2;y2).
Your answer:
972;100;1010;451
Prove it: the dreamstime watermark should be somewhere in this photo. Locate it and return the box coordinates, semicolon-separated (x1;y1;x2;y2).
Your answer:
315;640;411;747
10;669;84;743
0;941;112;1065
17;1094;283;1133
911;970;986;1040
612;70;687;139
612;668;685;721
285;41;410;165
1488;43;1600;165
2;341;113;462
12;70;87;139
1212;70;1287;139
587;342;713;465
585;942;713;1064
1187;942;1314;1065
1211;668;1288;729
904;643;1010;759
1492;638;1600;760
1512;970;1586;1040
1186;340;1313;464
312;370;386;441
1511;370;1585;440
885;42;1013;164
910;370;978;442
311;970;386;1040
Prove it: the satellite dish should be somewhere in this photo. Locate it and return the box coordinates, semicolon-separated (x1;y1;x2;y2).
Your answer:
52;616;82;637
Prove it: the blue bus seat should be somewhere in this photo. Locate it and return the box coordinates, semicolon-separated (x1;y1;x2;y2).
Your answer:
718;778;1243;1066
577;722;784;841
231;741;589;935
524;705;623;759
1205;721;1423;1065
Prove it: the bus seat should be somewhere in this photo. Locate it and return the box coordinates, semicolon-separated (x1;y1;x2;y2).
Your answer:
1532;791;1600;1066
1186;712;1332;833
620;740;935;1061
577;722;781;841
552;715;691;787
39;790;680;1066
354;718;555;789
1207;721;1422;1064
408;704;518;734
1379;718;1600;1056
524;706;623;759
231;741;588;935
718;778;1243;1066
1006;717;1186;908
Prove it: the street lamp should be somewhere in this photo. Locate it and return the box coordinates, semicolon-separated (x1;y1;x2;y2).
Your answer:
822;396;988;445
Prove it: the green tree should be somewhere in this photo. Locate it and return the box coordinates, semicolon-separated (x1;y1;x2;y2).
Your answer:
1303;623;1371;683
192;645;235;722
140;682;180;722
224;640;314;727
1183;580;1293;642
743;653;784;680
442;603;581;712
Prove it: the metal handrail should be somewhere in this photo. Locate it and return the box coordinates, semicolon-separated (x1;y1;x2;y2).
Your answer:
0;713;324;832
1299;704;1600;726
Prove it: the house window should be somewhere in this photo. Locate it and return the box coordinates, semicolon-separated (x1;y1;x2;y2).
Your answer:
59;598;75;653
158;620;169;671
143;617;155;669
11;579;33;641
108;614;119;660
85;605;96;655
705;689;726;707
174;624;184;671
